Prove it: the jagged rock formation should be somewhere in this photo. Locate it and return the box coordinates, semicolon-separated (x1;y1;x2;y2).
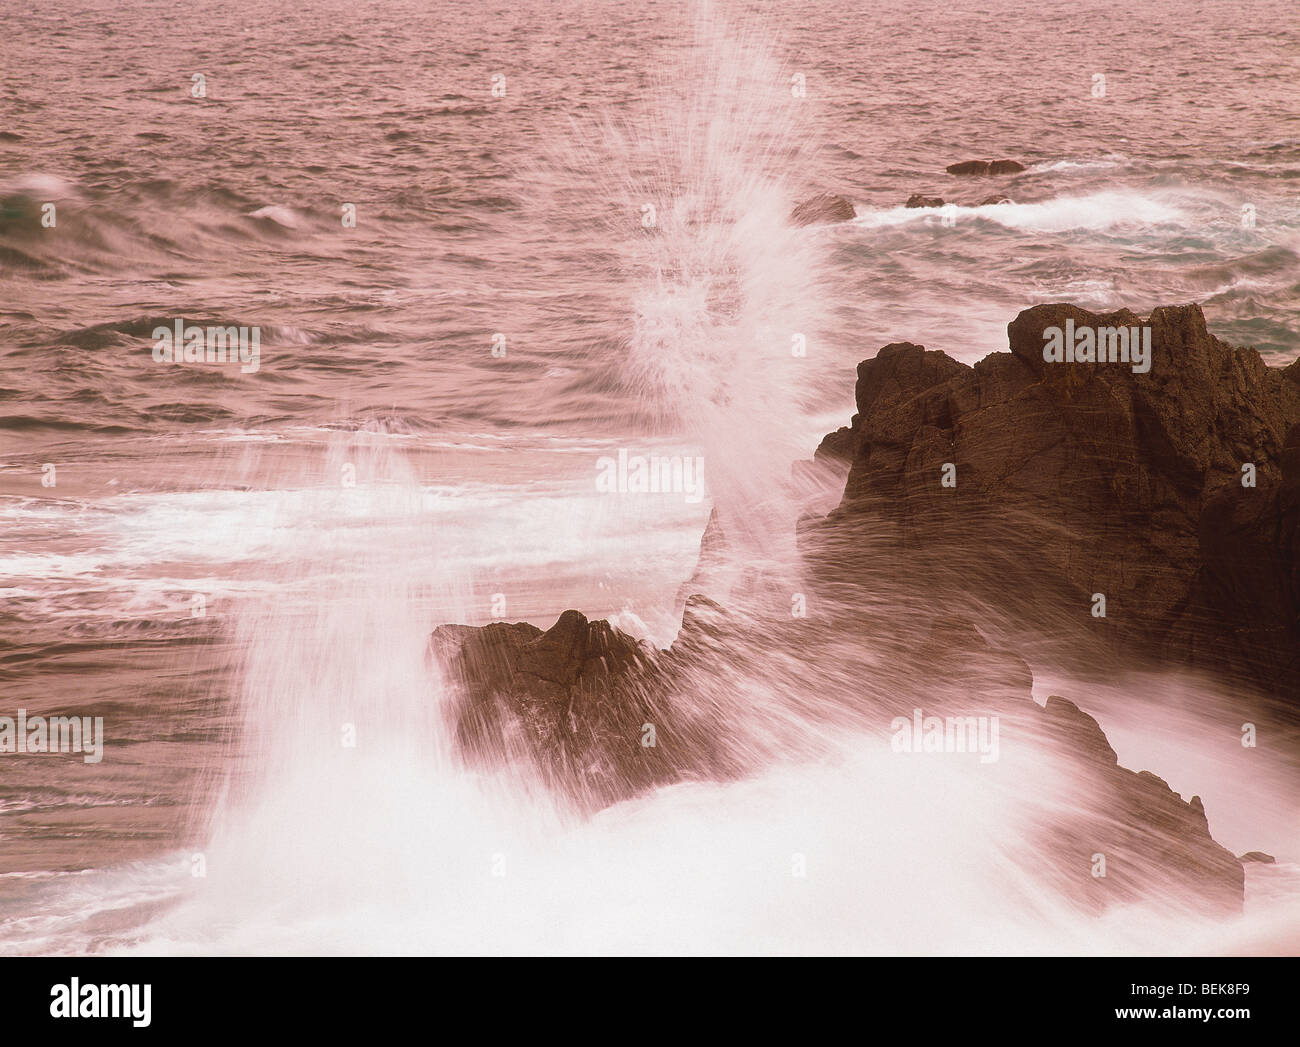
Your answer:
431;608;742;810
905;193;945;209
431;612;669;808
1036;695;1242;914
428;300;1277;918
806;303;1300;699
433;600;1244;914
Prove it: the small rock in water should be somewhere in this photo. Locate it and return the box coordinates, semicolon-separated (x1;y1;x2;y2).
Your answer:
977;194;1013;205
946;159;1025;175
790;193;855;226
905;194;945;209
1239;851;1277;864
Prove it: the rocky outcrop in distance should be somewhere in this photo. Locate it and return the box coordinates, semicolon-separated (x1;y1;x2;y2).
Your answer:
902;193;1013;209
947;159;1026;175
790;193;855;226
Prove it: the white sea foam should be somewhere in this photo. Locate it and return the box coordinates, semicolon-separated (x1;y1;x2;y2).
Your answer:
853;191;1183;233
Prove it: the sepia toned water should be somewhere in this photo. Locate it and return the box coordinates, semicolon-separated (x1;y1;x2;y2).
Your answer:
1;0;1298;954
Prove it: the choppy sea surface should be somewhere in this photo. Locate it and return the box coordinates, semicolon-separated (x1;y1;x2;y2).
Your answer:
1;0;1298;954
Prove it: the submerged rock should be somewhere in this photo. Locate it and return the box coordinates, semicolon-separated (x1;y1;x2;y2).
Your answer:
790;193;855;226
977;193;1012;205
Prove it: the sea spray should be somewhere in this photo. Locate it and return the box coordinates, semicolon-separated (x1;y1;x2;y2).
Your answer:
543;5;839;604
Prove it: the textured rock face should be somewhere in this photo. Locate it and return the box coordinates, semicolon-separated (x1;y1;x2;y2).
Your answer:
432;607;750;810
433;603;1245;914
1036;695;1243;914
880;615;1243;915
905;193;945;209
809;303;1300;698
790;193;856;226
432;611;669;808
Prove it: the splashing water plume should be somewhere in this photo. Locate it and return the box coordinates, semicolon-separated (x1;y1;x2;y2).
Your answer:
4;1;1299;959
574;6;834;566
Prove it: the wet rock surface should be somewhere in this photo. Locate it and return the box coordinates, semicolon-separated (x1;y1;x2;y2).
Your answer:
805;303;1300;700
790;193;856;226
434;602;1245;914
429;301;1276;917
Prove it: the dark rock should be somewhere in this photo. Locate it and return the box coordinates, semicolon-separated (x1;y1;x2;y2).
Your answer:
433;611;667;808
432;601;1246;915
978;194;1012;205
905;193;945;209
814;424;858;464
807;302;1300;700
946;159;1025;175
428;302;1278;916
1032;695;1243;915
1239;851;1277;863
879;618;1244;915
855;341;968;417
434;608;751;810
1043;695;1118;766
947;160;991;175
790;193;855;227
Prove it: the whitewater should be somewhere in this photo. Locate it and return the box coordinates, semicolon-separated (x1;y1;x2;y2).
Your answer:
2;0;1299;955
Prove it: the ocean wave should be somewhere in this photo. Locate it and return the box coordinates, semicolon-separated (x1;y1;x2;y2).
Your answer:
243;205;300;229
51;316;317;350
1028;157;1129;173
852;190;1183;233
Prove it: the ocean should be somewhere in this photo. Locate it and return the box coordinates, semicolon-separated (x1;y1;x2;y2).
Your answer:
2;0;1298;954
